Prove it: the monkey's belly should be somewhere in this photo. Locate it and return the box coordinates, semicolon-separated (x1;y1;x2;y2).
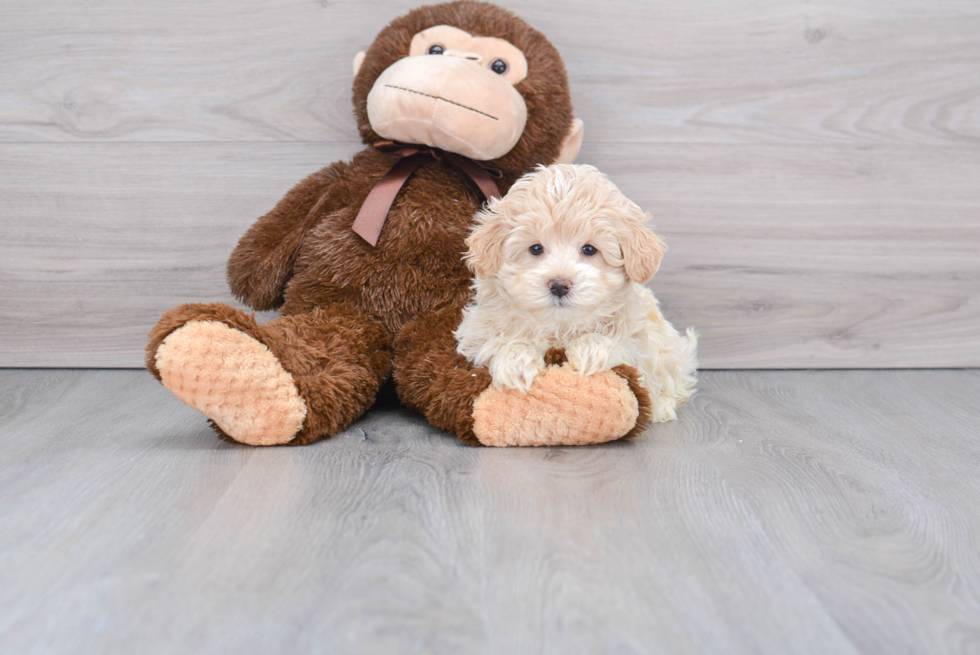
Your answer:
281;171;482;334
282;252;472;336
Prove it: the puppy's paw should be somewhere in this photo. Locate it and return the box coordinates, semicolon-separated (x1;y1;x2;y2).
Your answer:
566;334;626;377
489;344;545;393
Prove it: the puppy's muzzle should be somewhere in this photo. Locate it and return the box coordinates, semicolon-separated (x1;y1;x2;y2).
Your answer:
548;278;572;298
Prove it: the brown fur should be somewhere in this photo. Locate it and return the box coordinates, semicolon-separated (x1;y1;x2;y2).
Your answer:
393;302;493;446
543;347;568;367
146;1;642;446
612;364;654;441
147;302;392;445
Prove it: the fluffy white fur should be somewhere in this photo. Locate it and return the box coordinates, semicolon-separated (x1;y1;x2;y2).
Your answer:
455;164;698;423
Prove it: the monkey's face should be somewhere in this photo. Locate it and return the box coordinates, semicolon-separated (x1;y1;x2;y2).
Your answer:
352;2;581;177
364;25;528;161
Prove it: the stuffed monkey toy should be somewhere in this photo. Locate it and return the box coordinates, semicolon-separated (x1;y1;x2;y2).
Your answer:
146;1;653;447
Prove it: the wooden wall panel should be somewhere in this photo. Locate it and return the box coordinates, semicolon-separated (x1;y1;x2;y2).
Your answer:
0;0;978;367
2;1;977;145
2;141;977;368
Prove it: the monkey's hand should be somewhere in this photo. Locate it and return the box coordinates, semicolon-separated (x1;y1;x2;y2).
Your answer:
227;163;345;311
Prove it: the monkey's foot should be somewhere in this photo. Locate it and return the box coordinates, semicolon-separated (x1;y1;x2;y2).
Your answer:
154;320;307;446
471;364;650;447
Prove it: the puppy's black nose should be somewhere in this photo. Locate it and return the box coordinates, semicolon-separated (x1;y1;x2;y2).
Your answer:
548;278;571;298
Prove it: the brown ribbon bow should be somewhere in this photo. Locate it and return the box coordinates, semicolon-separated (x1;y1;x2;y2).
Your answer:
351;141;503;247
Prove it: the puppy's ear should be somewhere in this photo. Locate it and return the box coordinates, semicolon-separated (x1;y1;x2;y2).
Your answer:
465;207;509;279
621;216;666;284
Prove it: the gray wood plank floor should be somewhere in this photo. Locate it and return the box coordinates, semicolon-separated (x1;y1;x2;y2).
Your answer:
1;369;979;654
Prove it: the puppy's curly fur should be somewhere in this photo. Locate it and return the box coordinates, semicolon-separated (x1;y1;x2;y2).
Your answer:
455;164;698;423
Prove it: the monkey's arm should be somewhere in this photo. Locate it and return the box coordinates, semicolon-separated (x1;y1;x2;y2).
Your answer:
227;162;347;311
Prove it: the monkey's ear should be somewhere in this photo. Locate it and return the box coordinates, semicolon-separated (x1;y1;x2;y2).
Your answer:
353;51;366;77
465;206;510;279
555;118;584;164
621;218;666;284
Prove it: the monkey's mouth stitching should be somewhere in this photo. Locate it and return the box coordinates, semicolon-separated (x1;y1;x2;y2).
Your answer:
384;85;499;121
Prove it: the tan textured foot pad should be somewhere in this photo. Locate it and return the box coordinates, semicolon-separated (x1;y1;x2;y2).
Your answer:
155;321;307;446
471;366;639;447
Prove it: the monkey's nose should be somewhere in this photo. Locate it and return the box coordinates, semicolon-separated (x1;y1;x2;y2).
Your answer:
444;49;483;64
548;279;572;298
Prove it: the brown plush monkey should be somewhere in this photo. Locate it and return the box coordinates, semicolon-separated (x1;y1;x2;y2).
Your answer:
146;1;652;447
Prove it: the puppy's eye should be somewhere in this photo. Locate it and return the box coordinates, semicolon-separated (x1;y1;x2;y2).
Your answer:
529;244;544;256
490;59;508;74
581;244;598;256
428;45;445;55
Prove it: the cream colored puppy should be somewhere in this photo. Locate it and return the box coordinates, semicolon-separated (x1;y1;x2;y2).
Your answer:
455;164;697;423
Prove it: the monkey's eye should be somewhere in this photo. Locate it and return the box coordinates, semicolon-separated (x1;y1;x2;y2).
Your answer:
581;244;598;256
529;244;544;256
490;59;508;75
428;45;445;55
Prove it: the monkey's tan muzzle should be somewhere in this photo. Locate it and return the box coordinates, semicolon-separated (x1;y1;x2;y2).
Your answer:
366;55;527;161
